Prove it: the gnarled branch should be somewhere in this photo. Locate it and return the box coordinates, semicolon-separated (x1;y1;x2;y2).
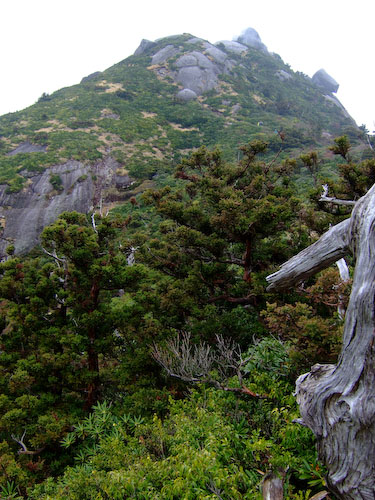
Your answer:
266;218;350;291
266;183;375;498
11;431;45;455
319;184;356;206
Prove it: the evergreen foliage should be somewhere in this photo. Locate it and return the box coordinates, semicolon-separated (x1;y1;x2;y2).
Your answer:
0;137;371;498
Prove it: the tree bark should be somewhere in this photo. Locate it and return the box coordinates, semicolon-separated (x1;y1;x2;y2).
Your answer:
266;184;375;499
261;471;284;500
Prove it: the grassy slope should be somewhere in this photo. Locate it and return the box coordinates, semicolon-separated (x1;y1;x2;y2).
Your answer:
0;34;360;193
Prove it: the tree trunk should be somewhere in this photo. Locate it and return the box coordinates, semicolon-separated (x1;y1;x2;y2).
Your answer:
261;471;284;500
266;184;375;499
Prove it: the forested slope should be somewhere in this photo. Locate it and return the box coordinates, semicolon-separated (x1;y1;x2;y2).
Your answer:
0;28;374;500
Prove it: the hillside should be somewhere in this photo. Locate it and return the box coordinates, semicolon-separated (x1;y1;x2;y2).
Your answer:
0;28;361;256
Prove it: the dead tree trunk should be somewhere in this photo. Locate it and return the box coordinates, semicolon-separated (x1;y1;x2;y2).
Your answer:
266;184;375;499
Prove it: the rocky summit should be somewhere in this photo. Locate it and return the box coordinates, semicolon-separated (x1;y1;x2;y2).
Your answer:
0;28;359;257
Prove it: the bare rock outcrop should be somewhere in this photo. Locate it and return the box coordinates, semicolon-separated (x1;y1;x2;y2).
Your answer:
312;69;339;93
236;27;268;53
176;89;198;101
175;51;220;94
0;157;132;257
7;142;47;156
80;71;102;84
146;39;235;98
134;39;156;56
151;45;180;65
215;40;248;54
275;69;292;81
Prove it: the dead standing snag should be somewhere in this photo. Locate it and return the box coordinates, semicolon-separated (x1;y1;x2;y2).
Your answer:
266;184;375;499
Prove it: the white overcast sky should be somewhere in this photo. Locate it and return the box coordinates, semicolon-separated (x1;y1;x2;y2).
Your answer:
0;0;374;131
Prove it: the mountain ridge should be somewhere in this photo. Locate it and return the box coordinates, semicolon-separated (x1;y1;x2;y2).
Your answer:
0;28;363;257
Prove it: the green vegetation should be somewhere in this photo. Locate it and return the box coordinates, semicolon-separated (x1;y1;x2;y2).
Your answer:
0;32;365;193
30;343;320;500
0;31;373;498
0;138;370;498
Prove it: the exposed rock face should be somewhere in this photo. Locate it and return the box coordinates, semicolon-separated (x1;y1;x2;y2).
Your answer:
176;54;198;67
7;142;47;156
312;69;339;93
0;157;132;257
237;27;268;53
323;94;353;120
215;40;248;54
81;71;102;84
204;45;227;64
275;69;292;81
231;103;242;115
176;51;219;94
134;39;156;56
147;40;235;98
176;89;197;101
100;109;120;120
187;37;205;44
151;45;179;65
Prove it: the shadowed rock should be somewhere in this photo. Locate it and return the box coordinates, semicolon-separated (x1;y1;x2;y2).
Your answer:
0;157;132;257
175;51;220;94
216;40;248;54
205;44;227;64
152;45;180;65
177;66;217;94
7;142;47;156
275;69;292;81
237;27;268;53
134;39;156;56
176;89;197;101
312;69;339;93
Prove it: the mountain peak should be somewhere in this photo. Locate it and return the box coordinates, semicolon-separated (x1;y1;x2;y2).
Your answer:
312;69;339;93
0;28;359;257
235;27;268;53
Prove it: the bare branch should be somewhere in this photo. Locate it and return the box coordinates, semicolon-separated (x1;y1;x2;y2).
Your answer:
11;431;45;455
41;246;66;266
266;218;350;291
152;332;213;383
184;248;244;266
127;246;138;266
153;332;266;398
336;257;350;319
91;213;98;234
366;134;374;152
207;482;225;500
319;184;356;206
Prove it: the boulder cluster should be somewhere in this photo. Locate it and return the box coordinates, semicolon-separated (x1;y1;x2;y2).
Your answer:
135;27;268;101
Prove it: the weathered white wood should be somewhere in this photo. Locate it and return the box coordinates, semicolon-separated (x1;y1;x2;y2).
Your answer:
336;258;350;319
266;218;351;291
261;472;284;500
336;258;350;283
266;183;375;499
319;184;356;206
